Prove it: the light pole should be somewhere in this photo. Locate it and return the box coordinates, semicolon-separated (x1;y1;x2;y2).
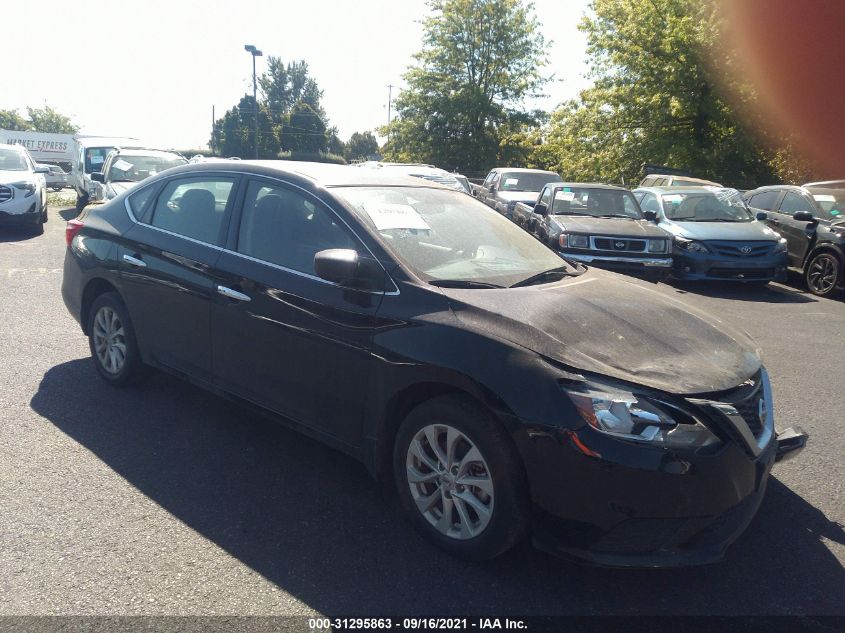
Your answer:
244;44;263;159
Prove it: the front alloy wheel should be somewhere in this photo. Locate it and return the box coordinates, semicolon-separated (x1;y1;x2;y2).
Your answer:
406;424;494;540
805;252;841;297
393;395;528;560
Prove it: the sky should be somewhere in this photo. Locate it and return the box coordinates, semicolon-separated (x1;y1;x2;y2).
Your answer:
1;0;593;150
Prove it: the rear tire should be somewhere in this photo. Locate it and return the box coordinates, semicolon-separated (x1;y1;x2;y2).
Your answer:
393;394;529;561
88;292;148;386
805;252;842;298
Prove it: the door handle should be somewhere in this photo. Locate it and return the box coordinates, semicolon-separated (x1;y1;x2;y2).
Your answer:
122;254;146;268
216;285;251;302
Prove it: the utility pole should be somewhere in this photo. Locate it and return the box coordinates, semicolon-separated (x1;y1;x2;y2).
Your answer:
387;84;395;145
244;44;263;159
211;105;215;156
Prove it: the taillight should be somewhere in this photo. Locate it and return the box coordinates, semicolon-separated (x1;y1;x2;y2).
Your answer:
66;219;84;247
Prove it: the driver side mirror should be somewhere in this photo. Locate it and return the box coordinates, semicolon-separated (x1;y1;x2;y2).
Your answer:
488;184;496;193
755;211;768;221
33;165;50;174
643;210;657;222
91;172;104;183
534;203;548;216
314;249;386;291
792;210;815;223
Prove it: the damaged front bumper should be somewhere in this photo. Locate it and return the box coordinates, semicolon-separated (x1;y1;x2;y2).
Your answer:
526;371;809;568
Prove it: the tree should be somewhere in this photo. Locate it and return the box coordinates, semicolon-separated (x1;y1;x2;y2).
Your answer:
26;106;79;134
280;101;327;155
0;109;29;130
382;0;549;172
542;0;778;188
1;105;79;133
345;131;379;161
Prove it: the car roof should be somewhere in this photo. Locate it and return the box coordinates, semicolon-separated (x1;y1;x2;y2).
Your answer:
804;180;845;187
643;174;722;186
553;182;629;191
110;148;184;159
0;142;26;152
634;186;735;195
157;160;456;189
492;167;559;174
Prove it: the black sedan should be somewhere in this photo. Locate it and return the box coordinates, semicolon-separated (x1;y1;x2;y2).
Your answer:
61;161;806;566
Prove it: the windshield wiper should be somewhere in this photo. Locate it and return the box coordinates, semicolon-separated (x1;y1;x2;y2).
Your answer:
594;214;635;219
510;265;580;288
429;279;504;289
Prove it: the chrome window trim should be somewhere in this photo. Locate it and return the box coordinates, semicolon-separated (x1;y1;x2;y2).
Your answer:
122;170;400;295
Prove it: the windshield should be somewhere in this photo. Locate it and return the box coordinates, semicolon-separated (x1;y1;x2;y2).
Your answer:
334;186;570;286
551;187;643;218
808;188;845;218
107;154;187;182
662;189;753;222
499;172;561;192
0;148;28;171
85;147;114;174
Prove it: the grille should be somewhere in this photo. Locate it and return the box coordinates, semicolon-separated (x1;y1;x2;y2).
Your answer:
592;237;646;252
706;241;774;258
0;185;12;203
707;268;773;280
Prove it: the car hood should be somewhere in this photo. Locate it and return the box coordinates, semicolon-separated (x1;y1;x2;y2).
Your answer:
552;216;669;238
106;181;139;197
496;191;540;204
0;169;34;183
662;219;781;241
442;269;761;395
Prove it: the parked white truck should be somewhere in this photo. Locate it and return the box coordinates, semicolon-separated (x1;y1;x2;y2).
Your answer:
0;130;143;211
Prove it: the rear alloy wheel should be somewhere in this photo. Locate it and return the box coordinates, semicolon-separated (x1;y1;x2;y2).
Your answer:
393;395;528;560
805;252;842;297
88;292;147;386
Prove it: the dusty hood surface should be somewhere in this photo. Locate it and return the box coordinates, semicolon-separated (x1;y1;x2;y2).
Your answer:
552;216;669;238
443;269;761;394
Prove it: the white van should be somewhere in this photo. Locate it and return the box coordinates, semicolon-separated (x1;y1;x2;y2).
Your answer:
71;136;144;211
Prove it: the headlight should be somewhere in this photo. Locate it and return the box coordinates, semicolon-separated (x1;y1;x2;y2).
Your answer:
674;236;709;253
562;380;720;449
648;239;669;253
11;181;37;197
773;238;787;253
560;233;589;248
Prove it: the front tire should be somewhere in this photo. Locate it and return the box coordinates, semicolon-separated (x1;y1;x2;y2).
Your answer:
805;252;842;297
88;292;147;386
393;395;529;561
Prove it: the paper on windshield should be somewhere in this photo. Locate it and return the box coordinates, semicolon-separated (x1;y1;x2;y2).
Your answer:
555;191;575;201
363;203;431;231
113;159;134;172
504;178;519;186
663;194;683;203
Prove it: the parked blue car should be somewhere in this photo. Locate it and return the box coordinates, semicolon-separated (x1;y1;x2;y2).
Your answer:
633;187;788;285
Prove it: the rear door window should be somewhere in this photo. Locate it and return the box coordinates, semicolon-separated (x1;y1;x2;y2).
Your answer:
147;177;235;244
778;191;815;215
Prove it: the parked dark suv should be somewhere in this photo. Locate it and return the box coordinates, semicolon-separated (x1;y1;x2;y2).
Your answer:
62;160;805;566
743;185;845;297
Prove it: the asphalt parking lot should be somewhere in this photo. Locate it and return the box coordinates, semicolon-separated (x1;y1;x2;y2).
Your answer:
1;203;843;617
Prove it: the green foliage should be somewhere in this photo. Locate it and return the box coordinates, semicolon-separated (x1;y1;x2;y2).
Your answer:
276;151;347;165
382;0;549;172
1;105;79;134
0;109;29;130
345;131;379;161
543;0;778;188
212;57;332;157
